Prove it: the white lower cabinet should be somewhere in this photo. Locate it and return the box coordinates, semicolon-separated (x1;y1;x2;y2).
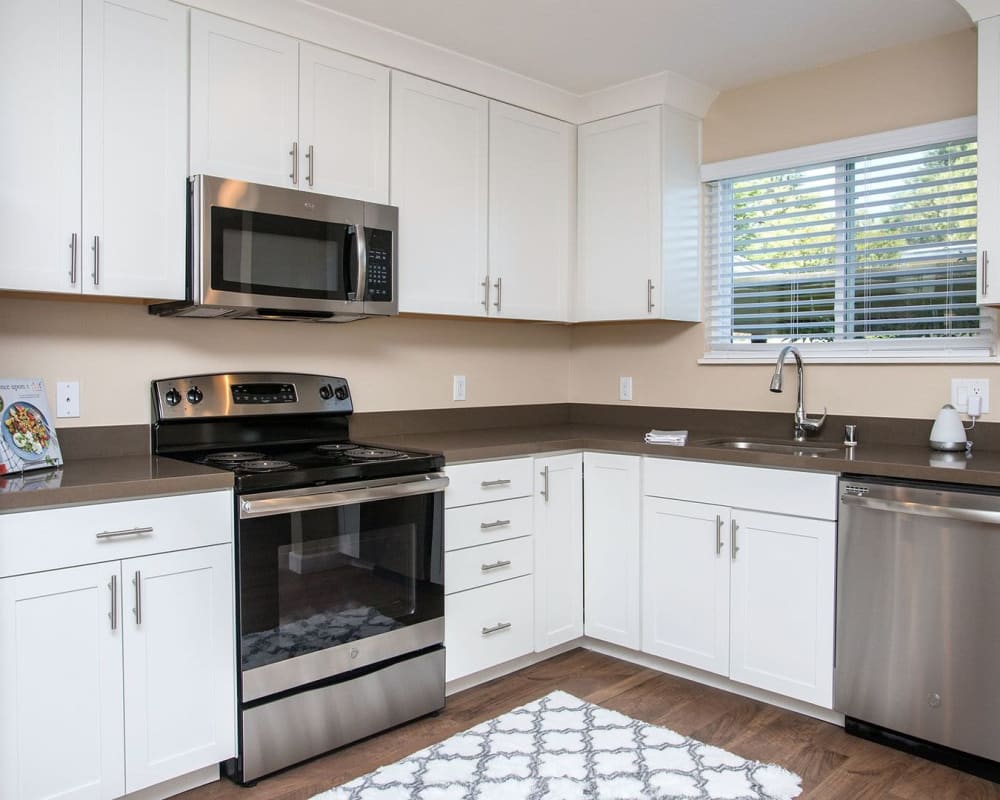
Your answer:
0;490;235;800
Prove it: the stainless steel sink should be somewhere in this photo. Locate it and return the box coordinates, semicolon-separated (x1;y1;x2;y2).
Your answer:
695;438;840;457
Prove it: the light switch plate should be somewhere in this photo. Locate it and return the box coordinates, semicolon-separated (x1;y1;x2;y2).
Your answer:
56;381;80;418
453;375;467;402
619;376;633;401
951;378;990;414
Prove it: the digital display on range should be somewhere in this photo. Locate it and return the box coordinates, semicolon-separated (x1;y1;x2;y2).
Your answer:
232;383;297;404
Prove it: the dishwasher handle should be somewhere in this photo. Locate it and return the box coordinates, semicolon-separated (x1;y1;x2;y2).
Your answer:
841;492;1000;525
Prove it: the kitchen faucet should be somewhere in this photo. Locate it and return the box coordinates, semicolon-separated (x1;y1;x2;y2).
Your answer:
769;345;827;441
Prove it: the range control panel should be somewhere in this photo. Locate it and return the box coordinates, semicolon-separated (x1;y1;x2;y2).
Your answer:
364;227;393;302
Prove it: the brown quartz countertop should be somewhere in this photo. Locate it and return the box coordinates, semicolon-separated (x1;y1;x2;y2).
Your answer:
365;423;1000;489
0;455;233;513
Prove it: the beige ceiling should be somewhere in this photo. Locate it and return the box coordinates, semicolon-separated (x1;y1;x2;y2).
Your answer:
307;0;973;93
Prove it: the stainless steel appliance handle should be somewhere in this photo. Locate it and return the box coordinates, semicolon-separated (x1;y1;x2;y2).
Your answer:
540;466;550;500
481;479;511;488
493;276;502;313
133;571;142;625
481;559;512;572
306;144;315;187
647;278;655;313
92;234;100;286
481;622;511;636
730;518;739;560
109;574;118;631
715;514;724;555
96;526;154;540
841;492;1000;525
240;473;449;518
69;233;78;284
480;519;511;530
289;141;299;185
354;223;368;302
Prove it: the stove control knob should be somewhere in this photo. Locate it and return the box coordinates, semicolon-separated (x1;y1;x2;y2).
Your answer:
187;386;203;404
334;386;348;401
319;384;334;400
164;388;181;406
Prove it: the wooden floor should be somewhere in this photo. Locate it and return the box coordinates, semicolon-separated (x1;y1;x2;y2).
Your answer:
178;649;999;800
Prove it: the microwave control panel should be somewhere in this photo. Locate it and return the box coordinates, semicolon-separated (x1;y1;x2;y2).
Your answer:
365;227;393;302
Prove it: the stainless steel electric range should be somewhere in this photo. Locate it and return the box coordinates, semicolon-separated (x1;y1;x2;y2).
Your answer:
151;373;447;784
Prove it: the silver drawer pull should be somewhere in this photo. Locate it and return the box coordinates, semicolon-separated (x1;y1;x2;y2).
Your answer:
480;479;512;488
480;519;511;530
95;526;154;540
482;621;512;636
481;559;512;572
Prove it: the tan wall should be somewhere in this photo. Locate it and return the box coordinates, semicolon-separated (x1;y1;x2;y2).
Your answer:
0;298;570;427
570;28;997;422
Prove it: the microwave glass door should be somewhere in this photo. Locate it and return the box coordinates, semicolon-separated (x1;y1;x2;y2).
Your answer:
211;207;359;301
237;491;444;673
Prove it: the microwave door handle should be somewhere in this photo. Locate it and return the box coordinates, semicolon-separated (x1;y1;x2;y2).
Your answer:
354;223;368;303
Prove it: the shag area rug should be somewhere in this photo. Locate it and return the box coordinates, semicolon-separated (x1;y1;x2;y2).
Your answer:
313;690;803;799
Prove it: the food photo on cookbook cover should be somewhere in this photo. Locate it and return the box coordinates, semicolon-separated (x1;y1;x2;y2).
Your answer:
0;378;63;476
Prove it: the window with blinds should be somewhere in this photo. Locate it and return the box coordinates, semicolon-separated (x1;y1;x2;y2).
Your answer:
703;137;994;360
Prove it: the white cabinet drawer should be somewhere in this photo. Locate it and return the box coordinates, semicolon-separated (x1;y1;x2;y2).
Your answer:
445;575;533;682
642;458;837;520
445;497;532;551
444;458;533;508
0;490;233;577
446;536;532;594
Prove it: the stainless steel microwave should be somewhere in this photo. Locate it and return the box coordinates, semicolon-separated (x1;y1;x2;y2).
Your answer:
149;176;397;322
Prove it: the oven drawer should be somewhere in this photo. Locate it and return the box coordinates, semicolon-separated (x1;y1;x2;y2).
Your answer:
444;458;534;508
445;497;532;551
445;536;533;594
0;490;233;577
445;575;533;682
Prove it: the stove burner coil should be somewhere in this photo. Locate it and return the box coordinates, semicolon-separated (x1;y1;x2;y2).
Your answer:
344;447;406;461
240;459;294;472
315;443;357;454
203;451;266;464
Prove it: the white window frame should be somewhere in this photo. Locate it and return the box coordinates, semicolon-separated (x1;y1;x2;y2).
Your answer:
699;116;997;364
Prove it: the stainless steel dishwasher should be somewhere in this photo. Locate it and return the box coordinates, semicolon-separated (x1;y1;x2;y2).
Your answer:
836;477;1000;776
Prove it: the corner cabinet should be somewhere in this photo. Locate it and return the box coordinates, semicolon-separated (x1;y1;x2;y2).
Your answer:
576;106;701;322
190;11;390;202
0;490;236;800
978;15;1000;303
0;0;187;300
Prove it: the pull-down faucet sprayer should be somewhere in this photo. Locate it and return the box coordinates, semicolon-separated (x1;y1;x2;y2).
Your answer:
770;345;827;441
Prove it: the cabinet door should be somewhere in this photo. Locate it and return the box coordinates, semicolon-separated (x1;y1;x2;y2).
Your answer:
488;101;574;321
391;72;489;316
0;563;125;800
583;452;641;649
533;453;583;651
729;510;835;708
122;544;236;793
299;44;389;203
82;0;186;300
642;497;730;676
0;0;82;295
189;11;299;188
576;107;661;321
979;16;1000;304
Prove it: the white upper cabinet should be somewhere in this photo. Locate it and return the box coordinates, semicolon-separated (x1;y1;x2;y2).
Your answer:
300;44;389;202
978;16;1000;304
392;72;490;316
488;101;575;321
576;105;701;322
0;0;186;300
190;12;390;201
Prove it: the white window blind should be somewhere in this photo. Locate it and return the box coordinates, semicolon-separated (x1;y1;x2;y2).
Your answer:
704;137;995;360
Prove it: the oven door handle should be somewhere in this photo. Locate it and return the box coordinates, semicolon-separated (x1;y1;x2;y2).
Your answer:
239;474;449;518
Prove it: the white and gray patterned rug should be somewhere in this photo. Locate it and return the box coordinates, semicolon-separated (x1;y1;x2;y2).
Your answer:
313;690;802;800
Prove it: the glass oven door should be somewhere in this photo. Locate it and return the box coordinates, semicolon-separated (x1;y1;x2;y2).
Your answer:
236;473;446;702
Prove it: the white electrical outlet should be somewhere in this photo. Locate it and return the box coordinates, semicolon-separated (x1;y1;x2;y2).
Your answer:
56;381;80;418
619;376;633;401
453;375;467;402
951;378;990;414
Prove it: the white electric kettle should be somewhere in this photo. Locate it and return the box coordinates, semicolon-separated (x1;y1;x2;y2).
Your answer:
929;404;968;451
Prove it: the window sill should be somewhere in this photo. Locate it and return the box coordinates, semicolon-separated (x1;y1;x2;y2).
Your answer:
699;353;1000;365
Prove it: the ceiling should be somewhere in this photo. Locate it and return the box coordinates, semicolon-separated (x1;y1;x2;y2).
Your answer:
308;0;973;94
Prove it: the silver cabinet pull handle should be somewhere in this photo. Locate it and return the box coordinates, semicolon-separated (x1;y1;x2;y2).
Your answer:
109;574;118;630
289;141;299;185
69;233;78;284
647;278;655;313
481;479;511;488
540;465;550;500
716;514;724;556
306;144;315;187
92;235;100;286
481;278;489;310
493;276;502;313
95;526;154;540
482;621;512;636
480;519;511;530
731;519;739;560
481;559;512;572
132;571;142;625
982;249;990;295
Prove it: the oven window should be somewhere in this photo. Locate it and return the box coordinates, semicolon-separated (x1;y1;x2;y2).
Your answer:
238;492;443;672
211;207;356;300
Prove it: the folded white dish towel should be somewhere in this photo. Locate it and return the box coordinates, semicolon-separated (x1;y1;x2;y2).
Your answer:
644;429;688;445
